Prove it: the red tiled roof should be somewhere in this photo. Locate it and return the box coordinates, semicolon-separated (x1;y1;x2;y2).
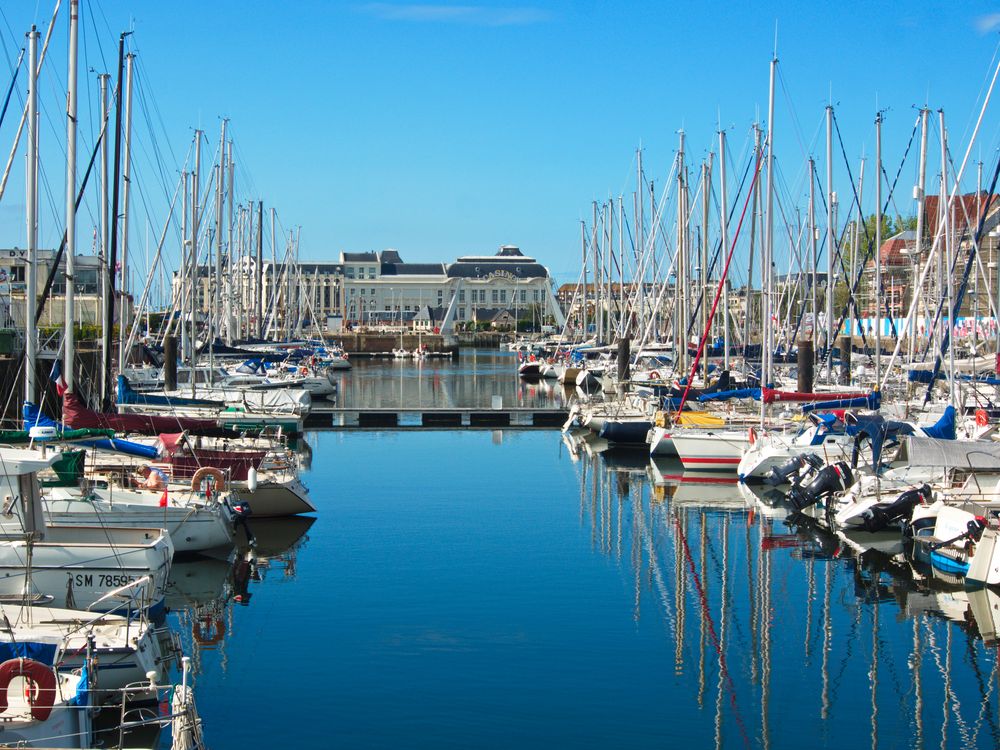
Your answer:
924;192;998;240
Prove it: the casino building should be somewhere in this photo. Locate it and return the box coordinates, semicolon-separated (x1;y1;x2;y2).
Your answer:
178;244;564;334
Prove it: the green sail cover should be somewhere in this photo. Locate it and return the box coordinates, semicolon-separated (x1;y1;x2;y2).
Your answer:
0;428;115;443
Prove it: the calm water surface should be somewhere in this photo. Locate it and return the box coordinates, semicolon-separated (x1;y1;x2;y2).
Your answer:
161;359;1000;748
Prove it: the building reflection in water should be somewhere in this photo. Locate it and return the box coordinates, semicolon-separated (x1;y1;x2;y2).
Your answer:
564;429;1000;749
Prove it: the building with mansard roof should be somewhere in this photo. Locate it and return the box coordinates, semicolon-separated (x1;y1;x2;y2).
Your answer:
174;244;564;334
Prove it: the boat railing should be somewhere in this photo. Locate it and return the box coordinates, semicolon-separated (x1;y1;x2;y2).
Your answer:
84;575;152;616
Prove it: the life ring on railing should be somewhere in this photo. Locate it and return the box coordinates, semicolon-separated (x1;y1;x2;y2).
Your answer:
192;615;226;646
748;426;758;446
650;370;662;381
191;467;226;495
0;658;56;721
299;366;309;376
976;409;990;427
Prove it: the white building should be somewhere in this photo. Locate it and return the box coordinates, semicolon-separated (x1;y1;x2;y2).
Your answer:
176;244;565;333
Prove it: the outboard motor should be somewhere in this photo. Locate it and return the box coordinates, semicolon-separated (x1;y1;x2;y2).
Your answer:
766;453;822;487
861;484;932;533
787;461;854;511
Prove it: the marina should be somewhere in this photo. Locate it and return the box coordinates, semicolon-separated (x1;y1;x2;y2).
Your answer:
0;1;1000;748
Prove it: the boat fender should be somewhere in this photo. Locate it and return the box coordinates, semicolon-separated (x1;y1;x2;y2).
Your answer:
192;616;226;646
650;370;662;381
976;409;990;427
191;467;226;496
247;467;258;493
748;426;757;446
0;658;56;721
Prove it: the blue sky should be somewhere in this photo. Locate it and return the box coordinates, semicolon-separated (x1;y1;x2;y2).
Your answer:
2;1;1000;286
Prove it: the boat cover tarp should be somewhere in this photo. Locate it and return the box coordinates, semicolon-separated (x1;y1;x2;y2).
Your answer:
0;642;57;665
61;393;236;438
697;387;761;403
22;402;160;458
801;392;882;413
117;376;222;408
922;405;957;440
896;435;1000;470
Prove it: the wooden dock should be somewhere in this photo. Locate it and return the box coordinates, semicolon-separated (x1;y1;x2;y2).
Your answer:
304;405;568;430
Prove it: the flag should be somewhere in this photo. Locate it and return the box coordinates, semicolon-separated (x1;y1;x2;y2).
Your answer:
49;360;68;397
159;488;168;508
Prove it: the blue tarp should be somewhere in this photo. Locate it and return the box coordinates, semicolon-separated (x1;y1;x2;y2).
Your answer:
697;388;761;403
922;405;957;440
117;376;220;409
801;392;882;413
0;642;57;664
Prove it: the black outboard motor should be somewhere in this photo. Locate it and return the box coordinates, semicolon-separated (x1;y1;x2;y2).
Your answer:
787;461;854;511
766;453;823;486
861;484;932;533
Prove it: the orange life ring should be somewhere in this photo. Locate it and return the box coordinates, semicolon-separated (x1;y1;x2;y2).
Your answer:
192;615;226;646
299;366;309;376
0;658;56;722
191;467;225;495
976;409;989;427
650;370;662;380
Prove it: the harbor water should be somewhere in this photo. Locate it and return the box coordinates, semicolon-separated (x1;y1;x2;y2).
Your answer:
170;353;1000;748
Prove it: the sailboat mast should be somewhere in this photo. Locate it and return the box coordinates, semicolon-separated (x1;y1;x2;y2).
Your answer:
117;52;134;372
808;158;817;354
63;0;79;394
215;120;226;345
910;108;929;364
939;110;955;407
256;201;264;339
874;111;883;388
98;72;110;403
104;33;126;409
762;56;776;424
718;129;730;370
24;26;39;405
825;106;834;383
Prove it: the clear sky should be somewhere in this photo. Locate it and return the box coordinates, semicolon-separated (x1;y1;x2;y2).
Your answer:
2;1;1000;286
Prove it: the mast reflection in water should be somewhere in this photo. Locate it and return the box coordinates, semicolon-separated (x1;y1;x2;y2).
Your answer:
567;431;1000;749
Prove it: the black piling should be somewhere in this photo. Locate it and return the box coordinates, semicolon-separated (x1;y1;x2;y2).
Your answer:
164;335;177;391
797;339;814;393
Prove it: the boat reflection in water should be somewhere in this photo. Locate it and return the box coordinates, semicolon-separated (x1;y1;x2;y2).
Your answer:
567;429;1000;749
164;516;315;673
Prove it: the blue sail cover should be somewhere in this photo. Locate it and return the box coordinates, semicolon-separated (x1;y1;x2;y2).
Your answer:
800;391;881;413
23;402;159;459
697;388;761;403
921;405;956;440
116;376;221;408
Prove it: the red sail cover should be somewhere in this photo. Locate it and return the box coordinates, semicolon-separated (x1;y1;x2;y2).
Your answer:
760;388;869;404
62;392;227;436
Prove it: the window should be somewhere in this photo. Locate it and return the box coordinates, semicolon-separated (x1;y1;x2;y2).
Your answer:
370;289;375;296
500;290;506;303
368;267;376;279
491;289;498;303
459;290;465;302
346;268;355;279
385;305;391;311
533;290;540;302
405;305;411;312
350;288;356;295
361;288;366;295
520;289;526;303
